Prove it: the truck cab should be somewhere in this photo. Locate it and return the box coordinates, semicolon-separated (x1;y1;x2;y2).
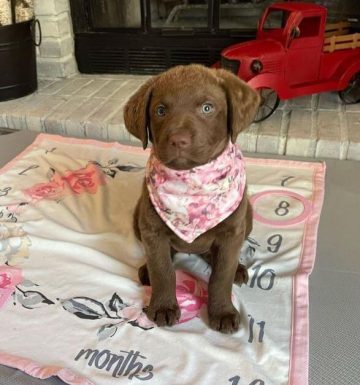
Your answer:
258;3;326;86
220;2;360;121
221;2;326;88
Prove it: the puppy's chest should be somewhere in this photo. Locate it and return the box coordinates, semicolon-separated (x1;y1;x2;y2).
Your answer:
170;232;214;255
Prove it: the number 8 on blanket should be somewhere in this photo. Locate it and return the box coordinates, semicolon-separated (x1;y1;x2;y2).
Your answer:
250;190;311;227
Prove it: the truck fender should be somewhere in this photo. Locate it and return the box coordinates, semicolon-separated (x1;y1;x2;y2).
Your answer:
247;74;290;99
339;60;360;89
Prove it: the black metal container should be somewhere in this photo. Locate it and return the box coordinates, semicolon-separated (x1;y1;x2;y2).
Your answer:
0;19;40;102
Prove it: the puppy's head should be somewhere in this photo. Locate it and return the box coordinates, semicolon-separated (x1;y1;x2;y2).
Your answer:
124;64;259;170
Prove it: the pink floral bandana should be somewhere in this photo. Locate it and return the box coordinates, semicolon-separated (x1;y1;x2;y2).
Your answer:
146;142;246;243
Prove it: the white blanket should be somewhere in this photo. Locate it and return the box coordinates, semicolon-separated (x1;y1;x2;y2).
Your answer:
0;134;325;385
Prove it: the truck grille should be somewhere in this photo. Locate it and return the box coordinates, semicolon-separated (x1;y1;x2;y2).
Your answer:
221;57;240;75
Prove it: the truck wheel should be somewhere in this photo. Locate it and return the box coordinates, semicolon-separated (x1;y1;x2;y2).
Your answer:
339;73;360;104
254;88;280;123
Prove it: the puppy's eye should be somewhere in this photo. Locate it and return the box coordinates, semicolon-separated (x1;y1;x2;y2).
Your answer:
156;105;166;117
202;103;214;114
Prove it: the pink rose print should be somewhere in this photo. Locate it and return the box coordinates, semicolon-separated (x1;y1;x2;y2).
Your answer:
144;270;208;324
0;266;23;309
0;273;11;288
23;164;107;204
62;164;106;195
175;272;208;323
23;174;65;202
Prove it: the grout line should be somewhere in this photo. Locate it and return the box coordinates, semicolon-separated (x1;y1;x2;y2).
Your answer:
310;110;318;158
339;108;349;160
279;109;291;155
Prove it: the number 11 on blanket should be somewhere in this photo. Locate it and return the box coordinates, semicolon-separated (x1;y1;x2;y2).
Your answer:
228;375;265;385
248;315;265;343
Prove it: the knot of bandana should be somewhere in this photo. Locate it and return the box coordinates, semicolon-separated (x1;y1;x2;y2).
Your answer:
146;142;246;243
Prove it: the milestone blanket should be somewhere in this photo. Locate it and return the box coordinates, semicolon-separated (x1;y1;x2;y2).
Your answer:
0;134;325;385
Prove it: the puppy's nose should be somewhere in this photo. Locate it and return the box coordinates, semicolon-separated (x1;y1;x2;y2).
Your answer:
169;133;191;149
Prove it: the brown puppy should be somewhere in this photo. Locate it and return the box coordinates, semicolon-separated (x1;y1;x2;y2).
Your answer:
124;64;260;334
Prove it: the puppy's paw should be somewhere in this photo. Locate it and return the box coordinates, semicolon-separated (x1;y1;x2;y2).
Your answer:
234;263;249;286
146;303;181;327
138;264;150;286
209;308;241;334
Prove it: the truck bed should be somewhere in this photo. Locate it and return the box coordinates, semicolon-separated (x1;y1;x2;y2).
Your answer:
324;21;360;52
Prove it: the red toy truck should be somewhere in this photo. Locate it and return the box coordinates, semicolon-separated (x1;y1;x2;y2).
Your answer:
220;2;360;121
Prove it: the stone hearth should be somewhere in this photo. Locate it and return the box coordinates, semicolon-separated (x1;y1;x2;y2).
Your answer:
0;74;359;160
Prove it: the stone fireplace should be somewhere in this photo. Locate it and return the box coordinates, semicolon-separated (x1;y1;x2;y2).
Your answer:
69;0;359;75
33;0;359;78
34;0;77;78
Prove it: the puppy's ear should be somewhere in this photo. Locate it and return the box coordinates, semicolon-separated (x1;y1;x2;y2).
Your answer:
216;69;260;143
123;77;155;149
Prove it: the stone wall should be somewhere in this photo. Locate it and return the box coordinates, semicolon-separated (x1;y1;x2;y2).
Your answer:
34;0;77;78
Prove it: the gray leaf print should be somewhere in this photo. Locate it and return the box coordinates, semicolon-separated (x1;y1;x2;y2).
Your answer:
17;290;54;309
109;293;127;313
21;279;38;287
46;167;56;180
62;297;107;320
116;164;144;172
97;324;118;341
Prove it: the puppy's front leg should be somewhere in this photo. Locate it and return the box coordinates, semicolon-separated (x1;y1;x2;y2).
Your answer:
142;235;180;327
208;237;246;334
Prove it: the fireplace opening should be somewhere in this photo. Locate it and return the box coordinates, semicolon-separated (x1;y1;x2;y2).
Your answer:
70;0;359;75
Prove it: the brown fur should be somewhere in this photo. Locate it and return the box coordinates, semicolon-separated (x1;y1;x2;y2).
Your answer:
124;64;260;333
